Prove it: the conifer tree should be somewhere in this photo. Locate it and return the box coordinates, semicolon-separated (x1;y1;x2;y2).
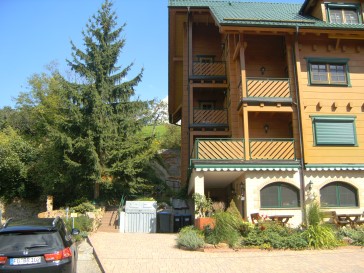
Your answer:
64;0;158;199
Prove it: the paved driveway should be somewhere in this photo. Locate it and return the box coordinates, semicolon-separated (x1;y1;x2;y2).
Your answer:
89;232;364;273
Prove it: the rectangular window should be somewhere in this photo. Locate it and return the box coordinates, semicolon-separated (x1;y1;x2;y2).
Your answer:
327;4;362;24
307;58;350;86
311;116;357;146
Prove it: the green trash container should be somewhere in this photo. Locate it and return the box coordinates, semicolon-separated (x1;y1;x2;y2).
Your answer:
157;211;172;233
173;215;183;232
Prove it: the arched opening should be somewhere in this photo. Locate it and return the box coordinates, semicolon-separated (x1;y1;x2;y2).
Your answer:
260;182;300;208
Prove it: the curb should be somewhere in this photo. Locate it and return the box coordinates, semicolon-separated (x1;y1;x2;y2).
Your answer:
87;236;106;273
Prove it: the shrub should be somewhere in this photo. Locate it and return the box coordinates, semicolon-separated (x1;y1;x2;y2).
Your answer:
306;201;324;226
241;221;307;250
337;227;364;246
71;202;95;214
205;211;241;247
302;224;339;249
64;215;94;241
177;226;205;250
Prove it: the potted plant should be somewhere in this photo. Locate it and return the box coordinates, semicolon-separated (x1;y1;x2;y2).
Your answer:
192;193;215;230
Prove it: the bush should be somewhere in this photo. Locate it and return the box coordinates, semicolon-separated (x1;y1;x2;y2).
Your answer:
306;201;324;226
241;221;307;250
205;211;241;247
71;202;95;214
302;224;339;249
65;215;94;241
337;227;364;246
177;226;205;250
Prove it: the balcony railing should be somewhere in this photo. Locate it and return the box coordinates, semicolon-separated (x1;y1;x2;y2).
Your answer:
193;108;228;125
249;138;296;160
192;138;296;161
246;78;291;98
192;61;226;78
192;138;245;160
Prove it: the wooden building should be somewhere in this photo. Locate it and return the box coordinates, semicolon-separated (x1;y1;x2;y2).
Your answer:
168;0;364;225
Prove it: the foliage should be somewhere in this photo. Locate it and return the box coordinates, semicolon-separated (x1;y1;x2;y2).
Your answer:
301;201;339;249
159;124;181;149
0;127;39;202
241;221;308;250
192;193;213;218
1;0;165;205
71;202;96;214
336;227;364;246
177;226;205;250
205;211;241;247
65;216;94;241
306;201;324;226
301;224;339;249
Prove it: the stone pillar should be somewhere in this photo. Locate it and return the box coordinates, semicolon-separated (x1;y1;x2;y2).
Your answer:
46;196;53;212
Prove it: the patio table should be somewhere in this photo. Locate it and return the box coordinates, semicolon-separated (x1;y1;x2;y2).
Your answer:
268;215;293;226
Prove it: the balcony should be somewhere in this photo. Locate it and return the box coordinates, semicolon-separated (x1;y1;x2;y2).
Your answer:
192;108;228;128
241;78;292;105
249;138;296;160
190;61;227;81
191;138;296;161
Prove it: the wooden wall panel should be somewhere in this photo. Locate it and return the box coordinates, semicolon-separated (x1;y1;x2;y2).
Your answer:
297;34;364;164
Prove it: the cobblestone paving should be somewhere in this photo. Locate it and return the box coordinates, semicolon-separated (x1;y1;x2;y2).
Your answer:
89;232;364;273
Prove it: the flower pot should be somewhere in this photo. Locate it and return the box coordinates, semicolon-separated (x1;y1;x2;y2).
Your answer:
194;217;215;230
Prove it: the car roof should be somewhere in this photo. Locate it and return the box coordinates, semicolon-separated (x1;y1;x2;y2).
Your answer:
0;217;60;233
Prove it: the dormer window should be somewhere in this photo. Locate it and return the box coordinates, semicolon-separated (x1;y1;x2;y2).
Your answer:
326;3;362;24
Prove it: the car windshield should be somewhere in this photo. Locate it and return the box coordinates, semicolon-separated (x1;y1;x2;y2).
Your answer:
0;231;63;253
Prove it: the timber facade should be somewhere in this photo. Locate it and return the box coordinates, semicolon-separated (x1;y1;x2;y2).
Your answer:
168;0;364;226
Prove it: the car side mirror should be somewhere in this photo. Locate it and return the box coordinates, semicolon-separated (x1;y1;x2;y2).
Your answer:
71;228;80;235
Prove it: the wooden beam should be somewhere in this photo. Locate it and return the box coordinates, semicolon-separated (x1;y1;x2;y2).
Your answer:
233;41;241;61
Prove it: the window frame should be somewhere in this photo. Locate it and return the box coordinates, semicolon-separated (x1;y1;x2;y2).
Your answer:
260;182;300;209
306;58;351;86
311;115;357;146
320;182;358;208
326;3;362;24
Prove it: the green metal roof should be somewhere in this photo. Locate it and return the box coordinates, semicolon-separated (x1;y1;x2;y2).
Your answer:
168;0;364;30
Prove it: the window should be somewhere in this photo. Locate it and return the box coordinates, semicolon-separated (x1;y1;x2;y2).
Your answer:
326;3;362;24
196;55;215;63
320;182;358;207
306;58;350;86
260;182;300;208
199;101;215;110
311;116;357;146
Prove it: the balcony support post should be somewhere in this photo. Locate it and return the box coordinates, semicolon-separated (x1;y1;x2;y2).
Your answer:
242;108;250;160
239;35;248;99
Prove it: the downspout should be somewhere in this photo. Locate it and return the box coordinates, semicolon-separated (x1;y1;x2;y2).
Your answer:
187;7;191;190
292;26;307;224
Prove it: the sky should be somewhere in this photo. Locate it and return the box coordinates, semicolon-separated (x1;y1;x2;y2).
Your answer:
0;0;302;109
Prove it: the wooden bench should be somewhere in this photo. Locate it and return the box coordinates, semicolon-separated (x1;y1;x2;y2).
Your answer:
331;211;350;227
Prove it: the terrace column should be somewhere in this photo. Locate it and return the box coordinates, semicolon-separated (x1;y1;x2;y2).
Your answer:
188;170;205;196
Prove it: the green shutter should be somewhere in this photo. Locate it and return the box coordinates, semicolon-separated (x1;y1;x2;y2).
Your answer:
312;117;356;146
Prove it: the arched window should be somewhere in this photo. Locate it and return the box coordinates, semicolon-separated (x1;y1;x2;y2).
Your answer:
320;182;358;207
260;182;300;208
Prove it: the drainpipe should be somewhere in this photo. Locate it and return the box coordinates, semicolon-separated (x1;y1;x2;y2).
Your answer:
292;26;307;225
187;7;191;190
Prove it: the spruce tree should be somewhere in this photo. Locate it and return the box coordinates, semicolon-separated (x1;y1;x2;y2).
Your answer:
65;0;158;199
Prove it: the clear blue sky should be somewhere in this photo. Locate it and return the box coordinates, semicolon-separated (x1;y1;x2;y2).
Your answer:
0;0;302;108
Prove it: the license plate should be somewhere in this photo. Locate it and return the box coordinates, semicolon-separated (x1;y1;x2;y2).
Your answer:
10;256;42;265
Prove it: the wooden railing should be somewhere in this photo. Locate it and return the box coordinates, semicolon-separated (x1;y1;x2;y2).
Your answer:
192;139;245;160
192;138;296;161
193;108;228;125
192;61;226;77
246;78;291;98
249;138;296;160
